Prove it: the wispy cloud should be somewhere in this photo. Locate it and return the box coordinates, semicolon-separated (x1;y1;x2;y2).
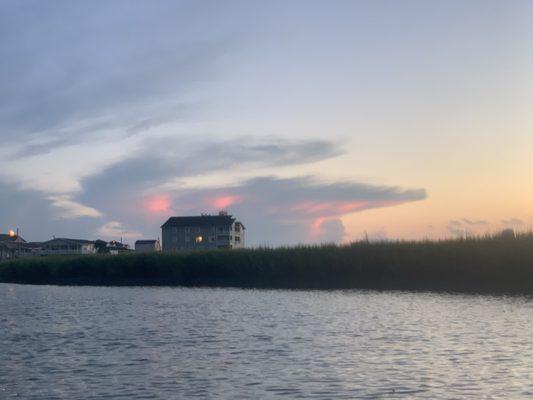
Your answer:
501;218;524;229
48;195;102;219
0;1;233;149
0;181;102;240
460;218;488;227
447;218;490;237
97;221;142;241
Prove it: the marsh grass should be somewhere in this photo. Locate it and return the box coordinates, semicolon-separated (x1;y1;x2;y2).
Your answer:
1;233;532;293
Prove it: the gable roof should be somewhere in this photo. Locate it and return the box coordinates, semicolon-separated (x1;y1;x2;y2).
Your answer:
43;238;95;246
162;215;236;228
0;234;26;243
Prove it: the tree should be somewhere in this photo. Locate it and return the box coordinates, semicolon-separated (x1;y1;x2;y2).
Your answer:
94;239;108;254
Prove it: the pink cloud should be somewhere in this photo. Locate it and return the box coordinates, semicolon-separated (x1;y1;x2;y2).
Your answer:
212;195;242;209
144;195;171;214
291;200;399;218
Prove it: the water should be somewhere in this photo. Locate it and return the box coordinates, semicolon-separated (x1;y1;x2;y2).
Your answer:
1;284;532;399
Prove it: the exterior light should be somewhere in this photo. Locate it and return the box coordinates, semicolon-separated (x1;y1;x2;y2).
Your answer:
8;230;15;237
195;236;203;243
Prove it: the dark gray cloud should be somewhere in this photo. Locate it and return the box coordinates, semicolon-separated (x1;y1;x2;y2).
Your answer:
78;137;342;214
7;138;71;159
61;136;360;245
162;176;426;246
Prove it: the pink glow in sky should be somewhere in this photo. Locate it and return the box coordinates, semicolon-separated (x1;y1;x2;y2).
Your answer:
212;195;242;209
310;217;327;238
145;195;171;213
291;200;399;218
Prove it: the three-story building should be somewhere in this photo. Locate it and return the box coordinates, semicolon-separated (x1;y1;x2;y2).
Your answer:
161;212;245;251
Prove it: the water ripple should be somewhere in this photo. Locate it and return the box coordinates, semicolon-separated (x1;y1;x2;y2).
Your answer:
1;284;532;399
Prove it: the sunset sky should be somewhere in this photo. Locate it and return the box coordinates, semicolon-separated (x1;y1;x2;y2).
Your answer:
1;0;532;246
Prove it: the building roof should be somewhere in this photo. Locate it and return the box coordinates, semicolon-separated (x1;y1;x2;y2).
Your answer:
24;242;44;248
0;234;26;243
43;238;95;246
161;215;236;228
135;240;159;244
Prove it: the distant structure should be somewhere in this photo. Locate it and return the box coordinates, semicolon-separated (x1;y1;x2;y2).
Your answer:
161;211;245;251
106;240;132;255
40;238;96;256
499;229;516;239
135;239;161;252
0;232;30;260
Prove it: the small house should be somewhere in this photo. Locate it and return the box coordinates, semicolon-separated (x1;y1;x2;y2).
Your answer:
135;240;161;252
40;238;96;256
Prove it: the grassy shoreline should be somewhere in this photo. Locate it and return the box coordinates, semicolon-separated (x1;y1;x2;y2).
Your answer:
1;234;533;294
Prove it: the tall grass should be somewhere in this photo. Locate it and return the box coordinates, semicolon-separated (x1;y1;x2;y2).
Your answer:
1;233;533;294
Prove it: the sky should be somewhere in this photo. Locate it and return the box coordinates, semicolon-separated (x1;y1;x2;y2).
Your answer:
0;0;532;246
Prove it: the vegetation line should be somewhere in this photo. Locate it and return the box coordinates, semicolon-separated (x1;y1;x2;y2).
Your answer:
1;234;532;294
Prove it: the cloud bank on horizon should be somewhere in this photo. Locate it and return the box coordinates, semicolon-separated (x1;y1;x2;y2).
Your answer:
1;0;531;244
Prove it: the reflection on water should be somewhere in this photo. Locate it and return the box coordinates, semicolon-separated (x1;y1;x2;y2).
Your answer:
1;284;532;399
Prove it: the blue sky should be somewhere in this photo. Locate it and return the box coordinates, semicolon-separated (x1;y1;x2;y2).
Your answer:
1;0;532;245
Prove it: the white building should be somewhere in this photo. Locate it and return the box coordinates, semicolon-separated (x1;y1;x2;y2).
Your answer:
40;238;96;256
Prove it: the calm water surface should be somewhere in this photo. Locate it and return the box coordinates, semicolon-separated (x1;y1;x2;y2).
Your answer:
1;284;532;399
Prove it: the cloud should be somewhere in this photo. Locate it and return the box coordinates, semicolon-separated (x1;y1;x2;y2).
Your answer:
0;1;233;149
0;132;388;245
77;137;343;219
501;218;524;229
7;138;71;159
447;218;489;237
310;218;346;243
0;1;434;246
48;195;102;219
97;221;142;241
0;181;102;241
460;218;488;227
163;176;426;246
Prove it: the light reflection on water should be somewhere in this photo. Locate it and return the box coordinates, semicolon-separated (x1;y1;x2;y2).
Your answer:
1;284;532;399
